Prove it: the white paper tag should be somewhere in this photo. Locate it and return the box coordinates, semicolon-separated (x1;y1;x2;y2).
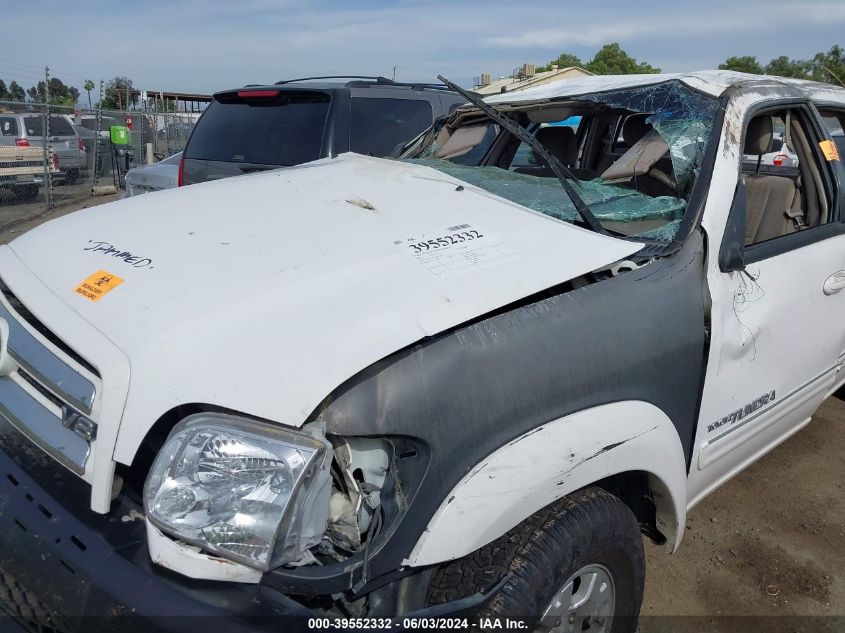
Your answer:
394;223;522;279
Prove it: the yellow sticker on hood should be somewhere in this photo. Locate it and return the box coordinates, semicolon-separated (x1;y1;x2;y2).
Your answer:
74;270;124;302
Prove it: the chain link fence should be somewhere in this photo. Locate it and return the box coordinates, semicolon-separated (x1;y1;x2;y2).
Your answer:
0;99;198;216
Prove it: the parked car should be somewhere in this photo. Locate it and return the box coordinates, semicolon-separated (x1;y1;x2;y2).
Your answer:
79;114;175;176
157;122;193;141
124;152;181;197
72;123;112;178
0;71;844;632
0;112;86;184
0;145;58;202
180;75;466;186
742;131;799;173
78;113;119;138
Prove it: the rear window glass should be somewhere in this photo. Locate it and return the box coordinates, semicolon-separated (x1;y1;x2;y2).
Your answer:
184;91;331;166
22;115;75;137
350;98;432;156
0;118;18;136
80;117;118;132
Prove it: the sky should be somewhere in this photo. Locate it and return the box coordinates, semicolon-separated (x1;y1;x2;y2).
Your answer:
1;0;844;97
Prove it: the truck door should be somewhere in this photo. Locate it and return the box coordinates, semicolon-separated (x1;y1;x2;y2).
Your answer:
689;102;844;506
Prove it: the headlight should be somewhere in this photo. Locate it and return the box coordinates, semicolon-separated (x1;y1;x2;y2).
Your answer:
144;414;330;571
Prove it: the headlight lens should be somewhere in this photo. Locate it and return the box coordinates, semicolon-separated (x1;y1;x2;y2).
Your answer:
144;414;328;571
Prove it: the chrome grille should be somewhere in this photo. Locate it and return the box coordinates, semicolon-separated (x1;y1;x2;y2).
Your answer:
0;287;97;476
0;281;97;377
0;300;95;414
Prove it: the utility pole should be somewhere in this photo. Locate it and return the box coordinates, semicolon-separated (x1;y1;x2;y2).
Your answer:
393;66;397;81
44;65;53;210
92;79;104;188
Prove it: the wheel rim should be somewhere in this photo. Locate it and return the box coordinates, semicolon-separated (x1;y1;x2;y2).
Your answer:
539;563;615;633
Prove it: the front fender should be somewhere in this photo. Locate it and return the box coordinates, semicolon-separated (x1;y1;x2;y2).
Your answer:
404;401;687;566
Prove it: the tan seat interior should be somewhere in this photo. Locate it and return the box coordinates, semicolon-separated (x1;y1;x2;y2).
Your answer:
743;115;802;245
600;114;669;183
515;126;597;179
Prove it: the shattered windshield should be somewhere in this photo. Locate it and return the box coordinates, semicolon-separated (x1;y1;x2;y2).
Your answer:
400;80;719;243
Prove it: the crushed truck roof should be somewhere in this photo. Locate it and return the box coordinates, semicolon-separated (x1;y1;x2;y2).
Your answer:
483;70;845;104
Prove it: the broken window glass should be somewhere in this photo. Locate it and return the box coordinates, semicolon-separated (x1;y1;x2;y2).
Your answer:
405;158;685;226
419;121;499;165
400;80;719;244
578;80;719;191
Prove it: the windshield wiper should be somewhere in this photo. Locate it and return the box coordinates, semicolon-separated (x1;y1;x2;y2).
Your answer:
436;75;606;234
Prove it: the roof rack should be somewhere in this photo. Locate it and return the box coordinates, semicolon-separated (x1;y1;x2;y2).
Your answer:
274;75;391;85
272;76;454;91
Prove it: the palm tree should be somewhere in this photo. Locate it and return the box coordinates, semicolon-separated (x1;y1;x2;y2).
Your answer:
84;79;95;108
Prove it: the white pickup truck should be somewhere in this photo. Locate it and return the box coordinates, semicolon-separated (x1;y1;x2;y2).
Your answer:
0;70;842;633
0;145;57;202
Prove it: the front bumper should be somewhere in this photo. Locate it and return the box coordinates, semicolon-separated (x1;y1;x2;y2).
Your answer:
0;418;501;632
0;418;313;633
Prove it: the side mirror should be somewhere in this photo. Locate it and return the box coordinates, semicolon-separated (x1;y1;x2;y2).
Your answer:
719;179;748;273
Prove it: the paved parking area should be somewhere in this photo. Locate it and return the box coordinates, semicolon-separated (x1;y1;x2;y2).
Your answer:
0;197;841;631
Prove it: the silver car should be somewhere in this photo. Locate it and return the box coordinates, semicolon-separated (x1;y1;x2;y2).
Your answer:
0;112;87;184
124;152;181;197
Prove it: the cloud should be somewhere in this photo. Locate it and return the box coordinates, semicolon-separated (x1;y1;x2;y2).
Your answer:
1;0;843;92
486;2;845;49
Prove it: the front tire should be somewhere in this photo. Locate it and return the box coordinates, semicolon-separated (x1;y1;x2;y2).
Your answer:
426;487;645;632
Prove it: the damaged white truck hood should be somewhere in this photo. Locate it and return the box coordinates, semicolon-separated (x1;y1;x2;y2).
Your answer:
3;153;641;462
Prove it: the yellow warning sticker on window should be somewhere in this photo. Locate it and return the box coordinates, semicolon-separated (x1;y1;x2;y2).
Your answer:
820;139;840;161
74;270;124;302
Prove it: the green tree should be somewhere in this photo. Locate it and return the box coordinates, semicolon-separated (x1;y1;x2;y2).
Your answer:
9;81;24;102
27;82;46;102
718;56;764;74
537;53;584;73
0;80;8;101
101;76;136;110
765;56;811;79
83;79;95;108
26;78;79;106
809;45;845;86
48;78;77;106
584;43;660;75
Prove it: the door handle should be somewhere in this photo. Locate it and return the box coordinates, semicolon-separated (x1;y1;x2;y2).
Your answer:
823;271;845;295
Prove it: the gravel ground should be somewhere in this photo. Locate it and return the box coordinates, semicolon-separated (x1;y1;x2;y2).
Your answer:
641;395;844;632
0;192;120;245
0;196;841;632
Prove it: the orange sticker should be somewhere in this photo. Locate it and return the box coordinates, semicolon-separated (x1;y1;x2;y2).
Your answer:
820;139;840;161
74;270;124;302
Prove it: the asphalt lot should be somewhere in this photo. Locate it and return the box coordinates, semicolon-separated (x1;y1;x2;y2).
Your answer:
0;195;841;632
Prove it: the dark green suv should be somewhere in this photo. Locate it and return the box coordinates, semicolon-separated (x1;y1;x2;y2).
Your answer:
179;76;465;186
